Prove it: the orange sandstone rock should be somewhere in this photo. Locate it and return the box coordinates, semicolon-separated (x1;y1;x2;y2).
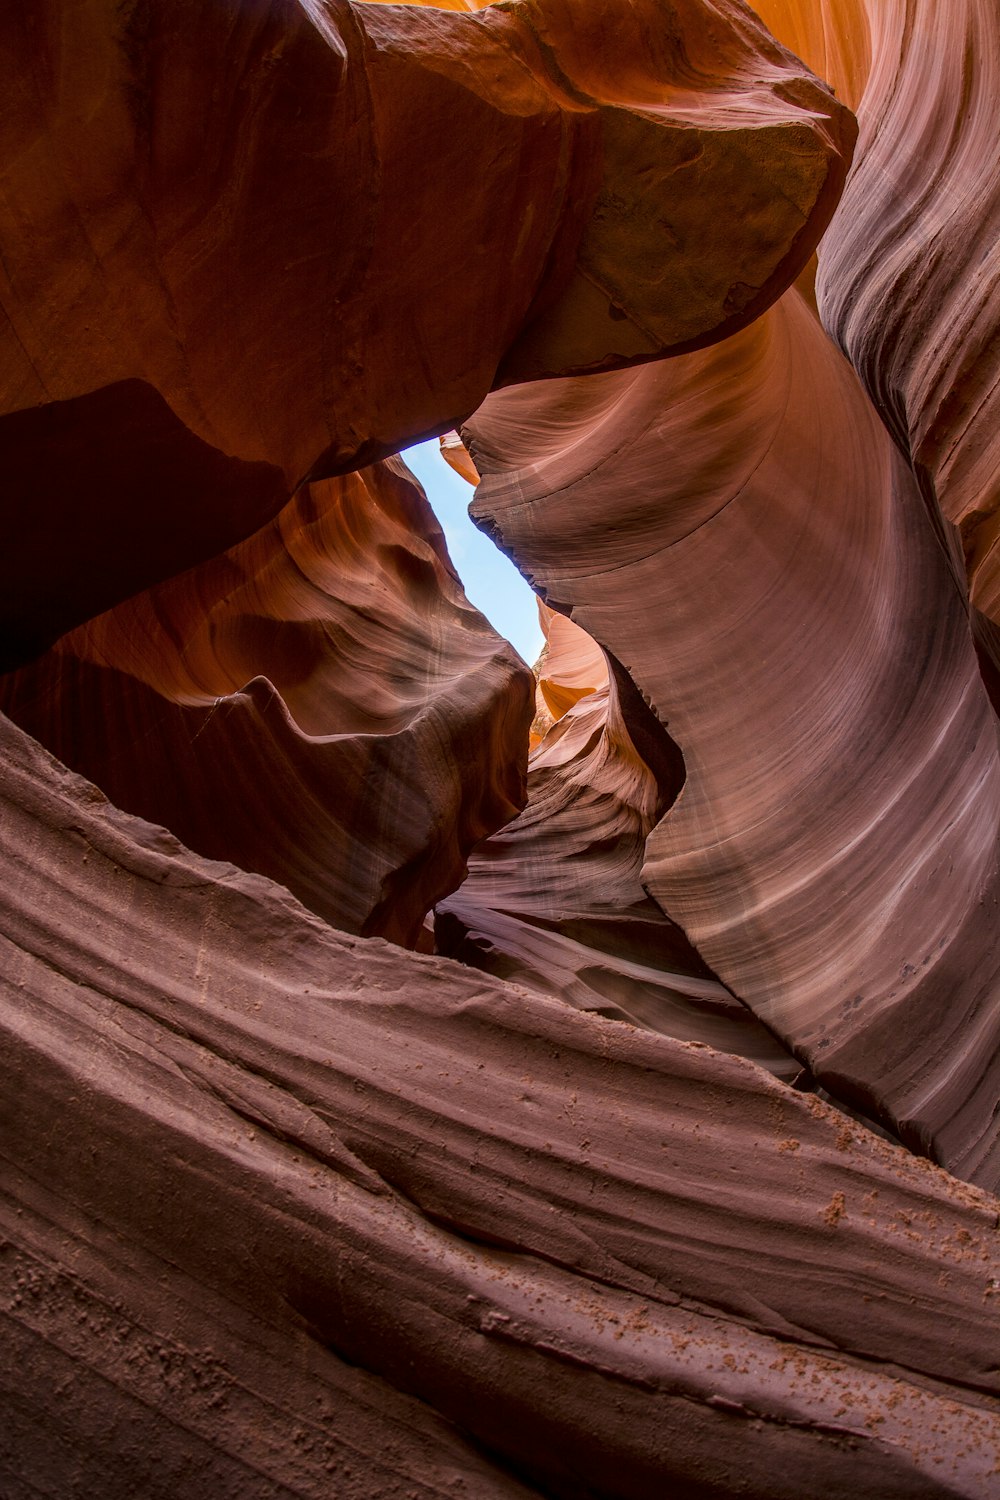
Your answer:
439;429;482;487
8;0;1000;1492
0;0;853;666
0;457;532;945
755;0;1000;628
535;602;609;722
818;0;1000;628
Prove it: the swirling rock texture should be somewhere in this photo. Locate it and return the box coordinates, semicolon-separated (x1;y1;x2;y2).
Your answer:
0;0;851;669
534;601;610;723
3;1;1000;1498
462;0;1000;1190
0;457;532;947
466;286;1000;1188
4;714;1000;1500
752;0;1000;667
812;0;1000;622
437;622;799;1077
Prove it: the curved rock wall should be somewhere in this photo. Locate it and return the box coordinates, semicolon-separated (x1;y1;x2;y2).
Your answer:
438;659;798;1076
0;457;531;945
2;0;999;1494
466;287;1000;1187
3;713;999;1498
819;0;1000;618
0;0;851;667
755;0;1000;622
534;602;609;723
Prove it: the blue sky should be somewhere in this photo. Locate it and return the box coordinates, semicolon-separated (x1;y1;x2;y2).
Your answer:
403;440;544;666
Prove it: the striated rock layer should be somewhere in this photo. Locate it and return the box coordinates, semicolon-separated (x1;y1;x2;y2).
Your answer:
434;471;791;1070
813;0;1000;621
750;0;1000;629
438;652;798;1078
0;457;531;946
465;287;1000;1189
3;712;1000;1499
534;601;609;724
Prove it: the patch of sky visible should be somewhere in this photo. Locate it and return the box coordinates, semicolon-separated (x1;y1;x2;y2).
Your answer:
403;439;544;668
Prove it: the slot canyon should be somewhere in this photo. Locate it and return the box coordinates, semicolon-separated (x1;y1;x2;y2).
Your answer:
2;0;1000;1494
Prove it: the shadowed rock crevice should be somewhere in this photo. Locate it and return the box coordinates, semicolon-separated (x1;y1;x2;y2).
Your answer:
0;381;289;672
437;609;801;1077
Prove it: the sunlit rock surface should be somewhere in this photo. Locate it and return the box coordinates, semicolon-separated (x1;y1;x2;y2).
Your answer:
2;0;1000;1494
756;0;1000;621
535;602;609;723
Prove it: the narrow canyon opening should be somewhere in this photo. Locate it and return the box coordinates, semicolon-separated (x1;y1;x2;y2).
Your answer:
403;439;545;669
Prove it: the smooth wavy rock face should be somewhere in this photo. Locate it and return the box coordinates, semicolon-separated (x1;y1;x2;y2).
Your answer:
9;0;1000;1490
535;602;610;721
439;429;483;487
528;600;609;742
0;0;853;667
816;0;1000;621
0;457;531;946
753;0;1000;624
465;287;1000;1189
438;658;798;1077
3;711;1000;1498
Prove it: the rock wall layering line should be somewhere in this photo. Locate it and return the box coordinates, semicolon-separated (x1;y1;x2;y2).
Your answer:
2;714;999;1497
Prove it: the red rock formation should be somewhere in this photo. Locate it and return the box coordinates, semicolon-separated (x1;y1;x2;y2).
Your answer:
438;660;799;1076
3;712;999;1498
465;287;1000;1188
437;573;793;1072
816;0;1000;623
4;0;1000;1493
753;0;1000;624
439;429;482;487
751;0;871;110
0;0;851;668
0;457;530;946
535;602;609;722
